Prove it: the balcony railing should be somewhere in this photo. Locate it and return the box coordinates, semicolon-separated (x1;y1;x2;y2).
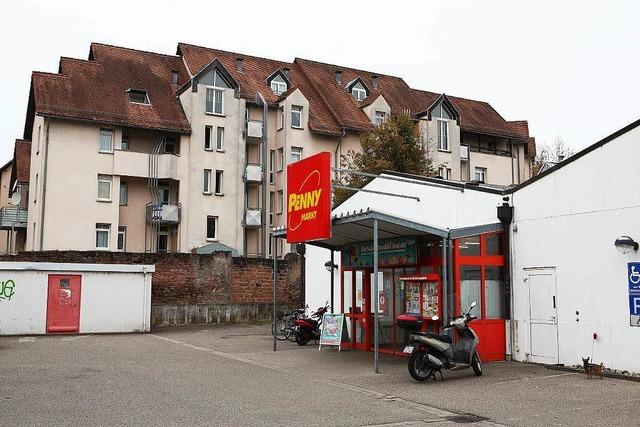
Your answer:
146;203;181;224
246;120;263;141
0;206;28;229
460;145;469;160
245;163;264;184
244;208;262;228
114;150;181;180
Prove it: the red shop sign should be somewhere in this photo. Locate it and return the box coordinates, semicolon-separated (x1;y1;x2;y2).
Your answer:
286;151;331;243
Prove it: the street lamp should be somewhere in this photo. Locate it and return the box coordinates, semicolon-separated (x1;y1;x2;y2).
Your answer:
324;260;338;271
615;236;638;254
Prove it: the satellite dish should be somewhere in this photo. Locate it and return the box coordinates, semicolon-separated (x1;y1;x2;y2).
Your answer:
10;192;21;206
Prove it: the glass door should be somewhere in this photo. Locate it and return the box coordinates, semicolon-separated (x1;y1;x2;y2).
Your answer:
370;270;394;352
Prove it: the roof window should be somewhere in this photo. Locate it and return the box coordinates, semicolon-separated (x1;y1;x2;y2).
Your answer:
351;82;367;101
270;74;288;96
127;89;150;105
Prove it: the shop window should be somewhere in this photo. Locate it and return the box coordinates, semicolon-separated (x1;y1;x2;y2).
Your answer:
458;235;481;256
485;267;505;319
460;266;481;317
485;233;503;256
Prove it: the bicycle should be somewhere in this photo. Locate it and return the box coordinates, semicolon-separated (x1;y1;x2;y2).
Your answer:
272;307;307;341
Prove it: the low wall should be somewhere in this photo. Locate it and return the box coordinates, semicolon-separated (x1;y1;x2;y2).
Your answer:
0;251;305;328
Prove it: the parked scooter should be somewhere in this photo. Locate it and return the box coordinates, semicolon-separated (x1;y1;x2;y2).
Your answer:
293;302;329;346
398;301;482;381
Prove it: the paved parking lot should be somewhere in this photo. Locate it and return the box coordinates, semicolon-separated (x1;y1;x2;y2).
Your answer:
1;324;638;426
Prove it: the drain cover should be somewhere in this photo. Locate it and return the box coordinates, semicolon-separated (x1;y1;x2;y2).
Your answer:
445;413;489;424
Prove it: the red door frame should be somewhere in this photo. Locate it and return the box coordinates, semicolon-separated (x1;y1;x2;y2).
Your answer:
453;232;506;361
341;269;372;351
46;274;82;334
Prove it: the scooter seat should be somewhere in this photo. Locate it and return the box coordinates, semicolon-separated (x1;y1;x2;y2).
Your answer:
416;331;452;344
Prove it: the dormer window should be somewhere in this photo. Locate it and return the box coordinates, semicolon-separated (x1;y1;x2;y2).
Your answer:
351;82;367;101
127;89;150;105
270;74;288;96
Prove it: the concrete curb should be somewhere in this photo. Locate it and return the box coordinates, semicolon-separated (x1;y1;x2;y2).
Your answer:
545;364;640;382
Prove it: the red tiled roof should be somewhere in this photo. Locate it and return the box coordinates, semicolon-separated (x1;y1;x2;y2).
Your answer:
527;137;536;158
30;43;191;133
9;139;31;192
178;44;526;139
508;120;529;139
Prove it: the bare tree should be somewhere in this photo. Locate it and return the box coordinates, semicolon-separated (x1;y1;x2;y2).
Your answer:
533;134;575;175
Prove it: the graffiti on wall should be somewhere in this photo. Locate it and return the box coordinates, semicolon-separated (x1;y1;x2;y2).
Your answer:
0;279;16;301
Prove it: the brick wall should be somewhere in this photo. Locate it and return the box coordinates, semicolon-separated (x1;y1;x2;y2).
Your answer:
0;251;304;326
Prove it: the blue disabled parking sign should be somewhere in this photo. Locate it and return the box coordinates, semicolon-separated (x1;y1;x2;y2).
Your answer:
628;263;640;326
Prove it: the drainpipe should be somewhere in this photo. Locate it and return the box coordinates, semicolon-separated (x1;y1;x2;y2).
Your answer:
39;120;50;250
497;196;514;359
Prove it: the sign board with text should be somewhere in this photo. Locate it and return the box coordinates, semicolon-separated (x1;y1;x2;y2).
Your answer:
319;313;349;351
286;151;331;243
628;262;640;326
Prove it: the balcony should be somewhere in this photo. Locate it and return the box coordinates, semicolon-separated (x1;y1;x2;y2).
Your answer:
246;120;263;142
146;203;181;224
0;206;28;229
244;164;264;184
114;150;180;180
460;145;470;161
244;208;262;228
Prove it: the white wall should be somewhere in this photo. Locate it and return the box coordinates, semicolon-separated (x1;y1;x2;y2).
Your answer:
510;123;640;372
0;263;153;335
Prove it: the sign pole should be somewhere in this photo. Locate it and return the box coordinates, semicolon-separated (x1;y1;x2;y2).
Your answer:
373;218;379;374
273;234;277;352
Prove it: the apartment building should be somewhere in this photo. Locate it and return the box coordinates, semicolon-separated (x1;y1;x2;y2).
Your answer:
7;42;535;256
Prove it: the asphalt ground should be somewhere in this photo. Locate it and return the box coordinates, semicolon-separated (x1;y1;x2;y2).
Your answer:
1;324;638;426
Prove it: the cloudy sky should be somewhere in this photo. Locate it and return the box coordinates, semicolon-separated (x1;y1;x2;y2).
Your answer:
0;0;638;164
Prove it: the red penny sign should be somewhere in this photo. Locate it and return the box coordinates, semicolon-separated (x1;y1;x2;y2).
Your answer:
286;151;331;243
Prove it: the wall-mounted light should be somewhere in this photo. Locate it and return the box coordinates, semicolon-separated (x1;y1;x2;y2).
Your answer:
324;261;338;272
614;236;638;253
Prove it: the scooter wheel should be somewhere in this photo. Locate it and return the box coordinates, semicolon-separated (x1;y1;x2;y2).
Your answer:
472;351;482;376
408;350;434;382
296;330;311;346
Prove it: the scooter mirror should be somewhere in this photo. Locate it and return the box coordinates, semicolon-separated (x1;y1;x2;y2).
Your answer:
470;301;477;310
431;315;439;321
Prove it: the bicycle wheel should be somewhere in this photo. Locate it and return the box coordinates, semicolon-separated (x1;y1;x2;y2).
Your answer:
287;325;299;342
273;319;289;341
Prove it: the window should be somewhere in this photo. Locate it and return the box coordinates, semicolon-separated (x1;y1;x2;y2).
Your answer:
127;89;150;104
164;138;176;155
270;74;287;95
119;180;128;205
277;107;284;130
121;134;129;151
439;166;451;180
291;105;302;128
206;87;224;115
215;170;223;195
437;119;449;151
458;235;481;256
485;267;505;319
97;175;112;201
171;70;179;85
158;182;170;204
269;150;275;184
203;169;212;194
290;147;303;163
475;167;487;183
117;226;126;252
204;126;212;150
277;190;284;214
277;148;284;171
460;266;482;318
373;111;386;126
206;216;218;240
96;224;110;249
269;191;275;225
216;127;224;151
157;227;169;253
99;128;113;152
212;70;230;88
432;102;452;120
351;82;367;101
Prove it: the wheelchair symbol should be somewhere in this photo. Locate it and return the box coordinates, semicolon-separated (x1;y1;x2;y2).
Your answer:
630;266;640;285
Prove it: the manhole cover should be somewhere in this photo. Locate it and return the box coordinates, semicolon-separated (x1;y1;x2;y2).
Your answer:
446;414;489;424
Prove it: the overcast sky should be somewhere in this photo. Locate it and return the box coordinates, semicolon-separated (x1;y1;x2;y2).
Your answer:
1;0;638;164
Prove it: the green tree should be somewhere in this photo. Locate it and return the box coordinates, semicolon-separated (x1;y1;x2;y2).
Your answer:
333;112;438;207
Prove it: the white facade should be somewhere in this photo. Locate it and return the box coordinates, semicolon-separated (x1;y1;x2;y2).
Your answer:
509;122;640;372
0;262;154;335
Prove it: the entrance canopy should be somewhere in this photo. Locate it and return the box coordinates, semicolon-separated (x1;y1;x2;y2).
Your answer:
272;209;449;250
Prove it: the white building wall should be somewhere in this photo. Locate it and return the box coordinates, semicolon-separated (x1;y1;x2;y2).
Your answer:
0;263;153;335
510;123;640;372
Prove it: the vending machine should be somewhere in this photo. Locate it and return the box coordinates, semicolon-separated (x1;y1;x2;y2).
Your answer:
397;273;442;332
